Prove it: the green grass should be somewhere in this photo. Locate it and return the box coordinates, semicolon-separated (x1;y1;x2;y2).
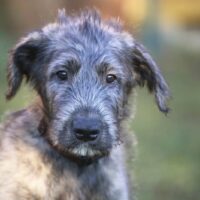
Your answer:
0;33;200;200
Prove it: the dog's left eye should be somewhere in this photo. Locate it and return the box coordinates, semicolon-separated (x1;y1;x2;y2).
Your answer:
56;71;68;81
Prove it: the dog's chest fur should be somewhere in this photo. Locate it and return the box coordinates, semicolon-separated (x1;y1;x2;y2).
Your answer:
0;107;128;200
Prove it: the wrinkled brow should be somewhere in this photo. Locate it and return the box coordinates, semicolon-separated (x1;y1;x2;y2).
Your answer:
48;55;80;74
96;62;127;80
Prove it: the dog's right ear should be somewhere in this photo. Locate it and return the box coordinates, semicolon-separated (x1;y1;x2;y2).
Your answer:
6;33;42;100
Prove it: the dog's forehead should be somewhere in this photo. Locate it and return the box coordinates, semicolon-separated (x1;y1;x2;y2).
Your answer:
42;16;134;73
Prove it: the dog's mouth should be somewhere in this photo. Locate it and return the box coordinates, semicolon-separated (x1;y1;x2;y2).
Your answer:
64;148;109;165
50;141;111;164
68;145;103;157
65;143;110;162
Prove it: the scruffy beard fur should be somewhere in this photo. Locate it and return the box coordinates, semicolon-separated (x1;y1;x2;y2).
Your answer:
46;128;112;163
39;104;122;164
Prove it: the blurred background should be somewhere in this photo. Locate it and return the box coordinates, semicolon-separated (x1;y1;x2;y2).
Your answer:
0;0;200;199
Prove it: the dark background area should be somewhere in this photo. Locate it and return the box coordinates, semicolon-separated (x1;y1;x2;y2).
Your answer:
0;0;200;200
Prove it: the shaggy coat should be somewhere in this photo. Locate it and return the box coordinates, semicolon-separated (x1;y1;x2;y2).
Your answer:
0;9;169;200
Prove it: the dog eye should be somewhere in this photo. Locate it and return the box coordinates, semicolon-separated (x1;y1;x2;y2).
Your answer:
56;71;68;80
106;74;117;83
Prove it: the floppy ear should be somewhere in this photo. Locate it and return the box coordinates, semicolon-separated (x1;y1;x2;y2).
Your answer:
133;42;170;113
6;34;42;100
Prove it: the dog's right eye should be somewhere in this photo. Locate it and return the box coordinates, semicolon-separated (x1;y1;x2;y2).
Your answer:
106;74;117;84
56;71;68;81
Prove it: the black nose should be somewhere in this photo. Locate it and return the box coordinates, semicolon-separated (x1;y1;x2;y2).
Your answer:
72;116;102;142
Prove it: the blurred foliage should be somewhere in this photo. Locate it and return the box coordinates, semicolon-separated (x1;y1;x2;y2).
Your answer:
0;1;200;200
160;0;200;27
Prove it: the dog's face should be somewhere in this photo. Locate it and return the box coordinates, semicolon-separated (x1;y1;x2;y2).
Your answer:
6;10;170;161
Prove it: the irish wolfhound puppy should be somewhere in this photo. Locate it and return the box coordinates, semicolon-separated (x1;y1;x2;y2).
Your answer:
0;9;170;200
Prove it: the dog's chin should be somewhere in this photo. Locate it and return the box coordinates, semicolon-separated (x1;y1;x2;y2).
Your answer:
65;150;108;165
52;143;110;165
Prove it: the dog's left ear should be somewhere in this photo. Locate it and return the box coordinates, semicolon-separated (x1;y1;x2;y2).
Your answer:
132;42;170;113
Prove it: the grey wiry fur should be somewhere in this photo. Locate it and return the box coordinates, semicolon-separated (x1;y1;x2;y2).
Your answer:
1;9;170;200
